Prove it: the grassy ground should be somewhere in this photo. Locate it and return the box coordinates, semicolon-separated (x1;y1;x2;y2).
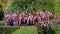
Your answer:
12;26;38;34
0;26;38;34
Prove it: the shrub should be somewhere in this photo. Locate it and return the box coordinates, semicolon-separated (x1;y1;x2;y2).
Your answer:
0;7;4;21
9;0;56;13
0;26;38;34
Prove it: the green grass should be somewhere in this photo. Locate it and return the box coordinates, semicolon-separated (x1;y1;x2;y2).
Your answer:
12;26;38;34
0;26;38;34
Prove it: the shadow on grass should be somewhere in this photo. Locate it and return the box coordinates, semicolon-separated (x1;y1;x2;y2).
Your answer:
0;26;20;34
38;26;56;34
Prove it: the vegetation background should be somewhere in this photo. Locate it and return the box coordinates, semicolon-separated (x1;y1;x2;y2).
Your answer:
0;0;60;34
0;0;60;14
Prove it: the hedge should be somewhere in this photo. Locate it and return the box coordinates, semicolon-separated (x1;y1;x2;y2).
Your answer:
0;26;20;34
0;26;38;34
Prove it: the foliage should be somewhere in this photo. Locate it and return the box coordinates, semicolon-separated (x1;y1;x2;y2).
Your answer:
0;26;20;34
0;0;60;14
0;8;4;21
0;26;38;34
0;0;8;10
9;0;56;13
12;26;37;34
50;24;60;34
55;0;60;14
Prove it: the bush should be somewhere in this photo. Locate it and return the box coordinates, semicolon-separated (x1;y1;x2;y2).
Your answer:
0;7;4;21
9;0;56;13
50;24;60;34
0;26;38;34
0;26;20;34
